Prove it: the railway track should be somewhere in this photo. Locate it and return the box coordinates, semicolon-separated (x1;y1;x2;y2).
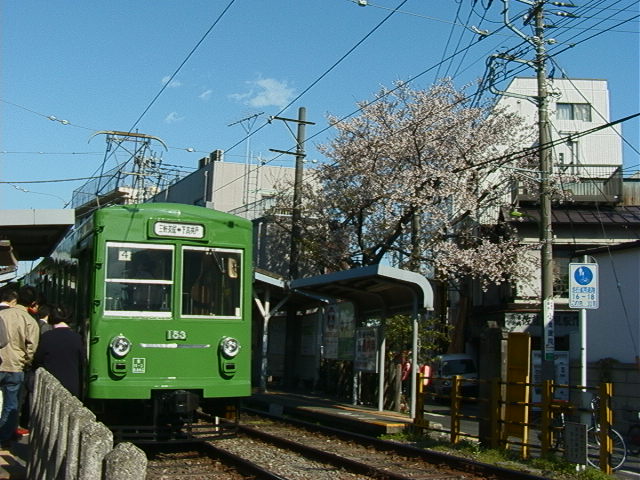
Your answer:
144;409;552;479
144;442;288;479
238;408;551;480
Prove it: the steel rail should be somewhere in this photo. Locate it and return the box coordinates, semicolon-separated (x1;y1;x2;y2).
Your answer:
238;424;460;480
198;441;289;480
242;407;550;480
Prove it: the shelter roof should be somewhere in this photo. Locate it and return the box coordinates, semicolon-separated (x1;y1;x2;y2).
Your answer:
291;264;433;316
0;209;75;263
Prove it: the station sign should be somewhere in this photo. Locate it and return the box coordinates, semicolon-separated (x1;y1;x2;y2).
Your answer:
569;263;598;309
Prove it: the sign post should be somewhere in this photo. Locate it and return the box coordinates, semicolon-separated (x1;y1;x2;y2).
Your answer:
569;260;598;426
569;263;598;310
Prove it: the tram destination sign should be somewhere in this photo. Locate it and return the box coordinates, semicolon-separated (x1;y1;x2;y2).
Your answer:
153;221;205;239
569;263;599;309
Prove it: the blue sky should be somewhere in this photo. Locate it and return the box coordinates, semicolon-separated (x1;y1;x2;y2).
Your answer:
1;0;638;211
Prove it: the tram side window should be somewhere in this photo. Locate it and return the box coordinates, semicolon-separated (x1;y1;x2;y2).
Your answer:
104;243;173;314
182;247;242;317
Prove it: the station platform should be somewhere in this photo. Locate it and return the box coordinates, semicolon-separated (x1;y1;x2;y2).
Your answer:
0;435;28;479
244;389;413;436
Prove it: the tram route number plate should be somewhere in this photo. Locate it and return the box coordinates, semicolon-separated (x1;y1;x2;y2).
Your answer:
166;330;187;340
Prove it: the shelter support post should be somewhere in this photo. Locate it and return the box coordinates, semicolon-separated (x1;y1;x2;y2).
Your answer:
378;336;386;411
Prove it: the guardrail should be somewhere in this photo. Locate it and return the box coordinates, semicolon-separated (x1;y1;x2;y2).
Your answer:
414;376;620;474
27;368;147;480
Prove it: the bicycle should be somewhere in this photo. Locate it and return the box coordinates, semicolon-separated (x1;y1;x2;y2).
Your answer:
627;411;640;456
551;396;627;471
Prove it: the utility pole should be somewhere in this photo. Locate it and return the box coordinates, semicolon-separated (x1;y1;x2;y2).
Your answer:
269;107;315;389
533;2;556;382
269;107;315;279
495;0;576;382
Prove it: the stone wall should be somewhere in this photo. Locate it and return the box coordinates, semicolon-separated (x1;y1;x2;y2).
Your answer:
27;368;147;480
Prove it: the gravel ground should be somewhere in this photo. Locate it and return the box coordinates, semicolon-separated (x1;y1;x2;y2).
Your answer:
145;448;245;479
144;414;503;479
237;414;477;479
214;434;381;479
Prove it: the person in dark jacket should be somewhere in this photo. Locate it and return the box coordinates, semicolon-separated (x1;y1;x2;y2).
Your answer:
32;305;83;398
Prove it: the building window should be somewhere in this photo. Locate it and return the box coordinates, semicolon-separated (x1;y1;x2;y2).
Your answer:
556;103;592;122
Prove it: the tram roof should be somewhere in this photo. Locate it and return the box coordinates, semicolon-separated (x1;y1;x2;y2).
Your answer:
255;265;433;316
0;209;75;264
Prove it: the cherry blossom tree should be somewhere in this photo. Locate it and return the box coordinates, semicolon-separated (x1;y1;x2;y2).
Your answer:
273;80;542;288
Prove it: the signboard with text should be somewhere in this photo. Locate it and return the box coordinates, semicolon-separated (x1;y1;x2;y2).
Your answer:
569;263;599;309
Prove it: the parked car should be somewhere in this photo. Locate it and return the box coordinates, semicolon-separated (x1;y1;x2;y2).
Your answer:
429;353;478;400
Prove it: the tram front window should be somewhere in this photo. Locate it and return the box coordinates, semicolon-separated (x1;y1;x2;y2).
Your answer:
182;247;242;318
104;243;173;315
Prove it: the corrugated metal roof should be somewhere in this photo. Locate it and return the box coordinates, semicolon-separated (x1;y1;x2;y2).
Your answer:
504;206;640;225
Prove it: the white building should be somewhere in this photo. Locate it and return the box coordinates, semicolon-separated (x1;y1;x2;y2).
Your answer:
469;78;638;409
497;77;623;173
150;155;297;218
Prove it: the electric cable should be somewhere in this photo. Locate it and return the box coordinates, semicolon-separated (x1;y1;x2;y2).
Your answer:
85;0;238;205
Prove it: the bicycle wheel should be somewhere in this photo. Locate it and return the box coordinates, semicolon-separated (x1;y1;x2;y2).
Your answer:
628;424;640;455
586;426;627;471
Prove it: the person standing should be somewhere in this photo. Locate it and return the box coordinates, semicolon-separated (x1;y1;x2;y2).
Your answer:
0;285;40;448
0;287;18;311
34;303;53;335
17;301;53;436
0;287;15;349
33;305;83;398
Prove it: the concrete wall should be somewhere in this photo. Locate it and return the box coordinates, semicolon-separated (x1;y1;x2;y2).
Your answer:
589;247;640;365
571;360;640;434
149;160;296;215
27;368;147;480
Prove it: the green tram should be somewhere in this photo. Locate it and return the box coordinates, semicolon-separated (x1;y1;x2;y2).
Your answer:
29;203;252;441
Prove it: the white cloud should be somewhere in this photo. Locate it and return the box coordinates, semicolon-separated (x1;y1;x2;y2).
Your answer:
230;77;295;109
164;112;185;124
161;76;182;88
199;89;213;101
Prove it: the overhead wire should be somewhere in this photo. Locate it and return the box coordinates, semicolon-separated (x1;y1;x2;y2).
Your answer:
549;132;640;361
434;0;465;82
84;0;238;207
212;0;638;196
444;1;479;80
547;57;640;160
221;0;410;157
0;97;214;156
6;1;637;203
471;0;638;105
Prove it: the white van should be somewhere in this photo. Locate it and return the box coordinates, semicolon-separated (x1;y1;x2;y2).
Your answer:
430;353;478;398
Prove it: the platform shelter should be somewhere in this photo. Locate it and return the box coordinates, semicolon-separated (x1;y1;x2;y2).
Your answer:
253;264;434;418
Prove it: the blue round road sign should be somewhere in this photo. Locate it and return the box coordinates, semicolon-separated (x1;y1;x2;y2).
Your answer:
573;266;593;285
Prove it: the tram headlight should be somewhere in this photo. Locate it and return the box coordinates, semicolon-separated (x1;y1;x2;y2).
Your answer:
110;335;132;358
220;336;240;358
